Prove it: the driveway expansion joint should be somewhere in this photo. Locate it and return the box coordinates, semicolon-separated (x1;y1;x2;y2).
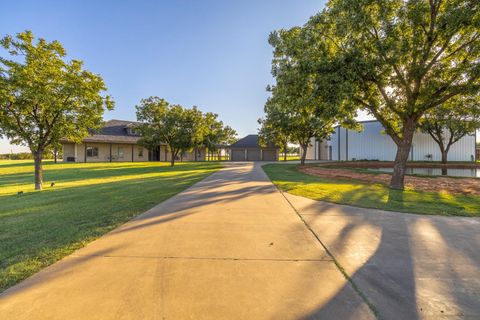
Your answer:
276;188;381;319
71;254;333;262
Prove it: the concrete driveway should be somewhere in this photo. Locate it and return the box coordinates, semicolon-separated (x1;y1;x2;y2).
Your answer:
1;162;479;319
0;163;373;320
284;193;480;319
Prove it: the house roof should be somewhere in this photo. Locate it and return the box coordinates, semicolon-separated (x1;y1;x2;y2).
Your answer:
62;119;146;144
229;134;277;149
96;119;141;136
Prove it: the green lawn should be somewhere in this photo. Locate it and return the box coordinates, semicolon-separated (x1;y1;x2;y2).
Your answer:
0;160;221;293
263;164;480;217
279;155;300;161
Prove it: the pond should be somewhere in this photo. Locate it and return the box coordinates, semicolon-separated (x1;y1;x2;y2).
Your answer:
368;167;480;178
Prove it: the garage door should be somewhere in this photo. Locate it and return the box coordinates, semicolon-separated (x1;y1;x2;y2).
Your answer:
262;149;277;161
247;149;261;161
231;149;245;161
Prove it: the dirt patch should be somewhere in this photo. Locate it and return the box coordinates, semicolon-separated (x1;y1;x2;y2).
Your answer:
300;166;480;196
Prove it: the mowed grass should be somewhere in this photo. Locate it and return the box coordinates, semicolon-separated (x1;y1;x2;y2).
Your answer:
279;155;300;161
263;164;480;217
0;160;221;293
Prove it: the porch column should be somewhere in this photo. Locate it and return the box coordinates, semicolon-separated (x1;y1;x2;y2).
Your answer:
109;144;112;162
84;144;87;163
132;145;134;162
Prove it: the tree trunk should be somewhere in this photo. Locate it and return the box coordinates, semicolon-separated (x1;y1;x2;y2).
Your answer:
194;147;198;162
170;149;176;167
441;150;448;164
300;144;308;166
34;151;44;190
54;148;58;163
390;122;416;190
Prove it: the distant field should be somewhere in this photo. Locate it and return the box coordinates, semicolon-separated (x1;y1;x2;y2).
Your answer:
0;160;221;292
263;164;480;217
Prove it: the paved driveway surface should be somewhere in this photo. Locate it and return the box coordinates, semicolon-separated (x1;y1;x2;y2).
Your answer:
0;163;372;320
1;162;479;319
285;193;480;319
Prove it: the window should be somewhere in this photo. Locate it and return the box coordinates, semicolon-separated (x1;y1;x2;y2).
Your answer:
138;147;144;157
86;147;98;157
117;147;124;158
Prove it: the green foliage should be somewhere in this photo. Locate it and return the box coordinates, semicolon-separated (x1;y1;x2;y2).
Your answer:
0;31;113;189
263;26;356;165
263;163;480;217
419;94;480;162
0;152;33;160
308;0;480;188
136;97;236;165
201;112;237;152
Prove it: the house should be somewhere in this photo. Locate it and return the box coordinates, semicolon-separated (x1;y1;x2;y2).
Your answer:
61;120;206;162
306;120;476;162
229;135;279;161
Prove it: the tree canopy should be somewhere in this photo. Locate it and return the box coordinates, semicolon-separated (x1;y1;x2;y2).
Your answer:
310;0;480;188
420;93;480;163
0;31;114;190
135;96;236;166
262;26;357;165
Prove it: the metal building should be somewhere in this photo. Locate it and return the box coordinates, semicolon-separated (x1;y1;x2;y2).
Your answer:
307;120;476;162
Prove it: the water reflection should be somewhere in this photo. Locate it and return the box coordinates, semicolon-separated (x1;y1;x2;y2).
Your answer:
369;167;480;178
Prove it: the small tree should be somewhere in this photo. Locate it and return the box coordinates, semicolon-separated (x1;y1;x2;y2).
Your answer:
136;97;200;166
202;113;237;160
258;112;290;161
266;27;355;165
420;95;480;163
0;31;113;190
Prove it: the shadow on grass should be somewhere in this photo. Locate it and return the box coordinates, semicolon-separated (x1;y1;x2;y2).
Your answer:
0;162;221;190
0;165;220;292
263;163;480;217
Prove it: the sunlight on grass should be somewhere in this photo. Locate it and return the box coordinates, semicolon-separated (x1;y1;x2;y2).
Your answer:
263;164;480;217
0;160;221;292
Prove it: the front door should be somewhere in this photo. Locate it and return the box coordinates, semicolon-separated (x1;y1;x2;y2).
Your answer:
149;146;160;161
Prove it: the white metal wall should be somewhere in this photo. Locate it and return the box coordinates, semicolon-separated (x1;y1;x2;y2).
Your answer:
327;121;476;162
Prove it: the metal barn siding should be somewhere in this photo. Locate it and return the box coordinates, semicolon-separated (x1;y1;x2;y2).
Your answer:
338;121;475;161
329;121;475;162
347;121;398;161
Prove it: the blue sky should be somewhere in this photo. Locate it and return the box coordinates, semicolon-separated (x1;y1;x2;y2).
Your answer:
0;0;327;153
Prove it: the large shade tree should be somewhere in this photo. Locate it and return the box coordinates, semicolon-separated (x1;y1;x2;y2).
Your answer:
420;94;480;163
311;0;480;189
0;31;114;190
